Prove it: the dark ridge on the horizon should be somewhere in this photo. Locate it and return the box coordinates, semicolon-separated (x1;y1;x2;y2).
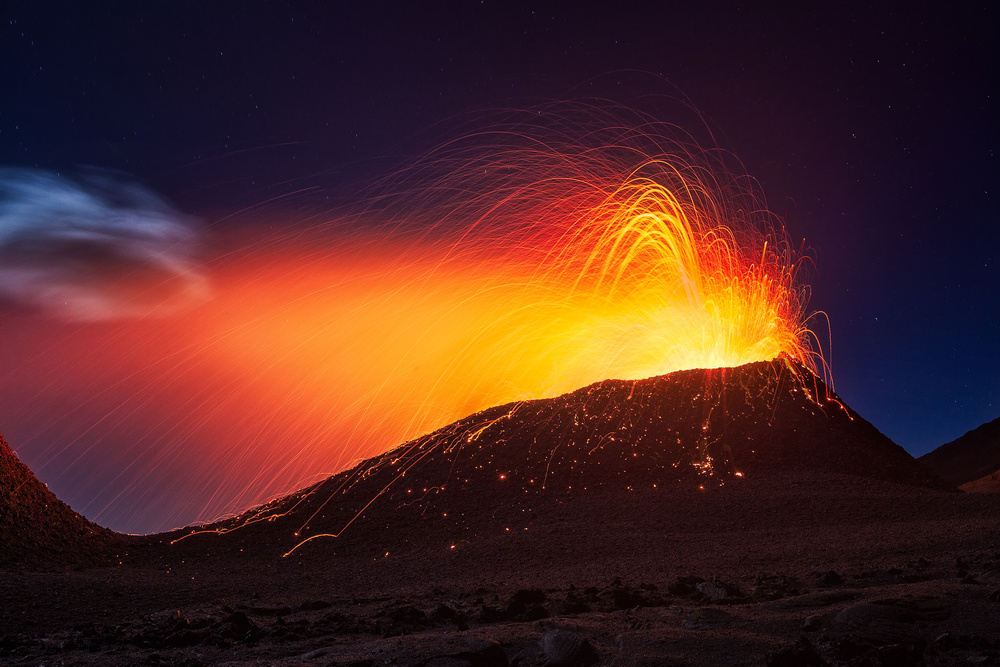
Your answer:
0;434;121;569
960;469;1000;493
918;416;1000;487
158;356;951;560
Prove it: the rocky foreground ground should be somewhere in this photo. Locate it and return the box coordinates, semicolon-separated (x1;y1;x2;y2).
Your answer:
3;471;1000;666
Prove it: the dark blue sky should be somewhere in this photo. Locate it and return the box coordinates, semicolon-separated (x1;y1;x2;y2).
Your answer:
2;1;997;456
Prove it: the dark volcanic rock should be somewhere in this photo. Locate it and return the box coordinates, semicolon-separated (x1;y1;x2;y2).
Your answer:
540;629;598;666
918;416;1000;486
766;637;826;666
0;433;120;569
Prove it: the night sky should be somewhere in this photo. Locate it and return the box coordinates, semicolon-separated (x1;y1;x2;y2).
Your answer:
1;2;996;532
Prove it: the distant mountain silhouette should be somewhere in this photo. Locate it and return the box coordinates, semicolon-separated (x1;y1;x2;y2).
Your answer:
960;469;1000;493
0;434;119;569
918;417;1000;487
167;356;950;558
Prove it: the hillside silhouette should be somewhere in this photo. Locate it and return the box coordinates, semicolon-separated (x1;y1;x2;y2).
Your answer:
918;416;1000;487
0;434;120;569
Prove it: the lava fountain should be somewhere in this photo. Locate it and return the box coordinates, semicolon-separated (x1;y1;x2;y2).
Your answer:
0;105;822;532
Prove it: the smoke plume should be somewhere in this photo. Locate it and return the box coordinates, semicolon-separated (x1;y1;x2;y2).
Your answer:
0;167;207;320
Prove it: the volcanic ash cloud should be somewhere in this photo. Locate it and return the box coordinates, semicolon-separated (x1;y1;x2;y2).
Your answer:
0;167;207;320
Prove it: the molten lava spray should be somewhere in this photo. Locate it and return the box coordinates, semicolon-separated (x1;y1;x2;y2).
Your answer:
0;106;821;532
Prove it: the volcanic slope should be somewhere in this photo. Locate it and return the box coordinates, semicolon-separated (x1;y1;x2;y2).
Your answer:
919;416;1000;487
0;434;120;569
166;355;950;560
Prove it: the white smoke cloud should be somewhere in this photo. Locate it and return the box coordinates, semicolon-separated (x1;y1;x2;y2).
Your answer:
0;167;208;320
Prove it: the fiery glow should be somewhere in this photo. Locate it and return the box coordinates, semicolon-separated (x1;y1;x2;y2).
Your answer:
0;107;821;532
203;118;815;452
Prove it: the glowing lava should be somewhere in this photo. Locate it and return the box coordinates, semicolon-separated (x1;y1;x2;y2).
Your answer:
0;106;822;532
203;110;818;465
